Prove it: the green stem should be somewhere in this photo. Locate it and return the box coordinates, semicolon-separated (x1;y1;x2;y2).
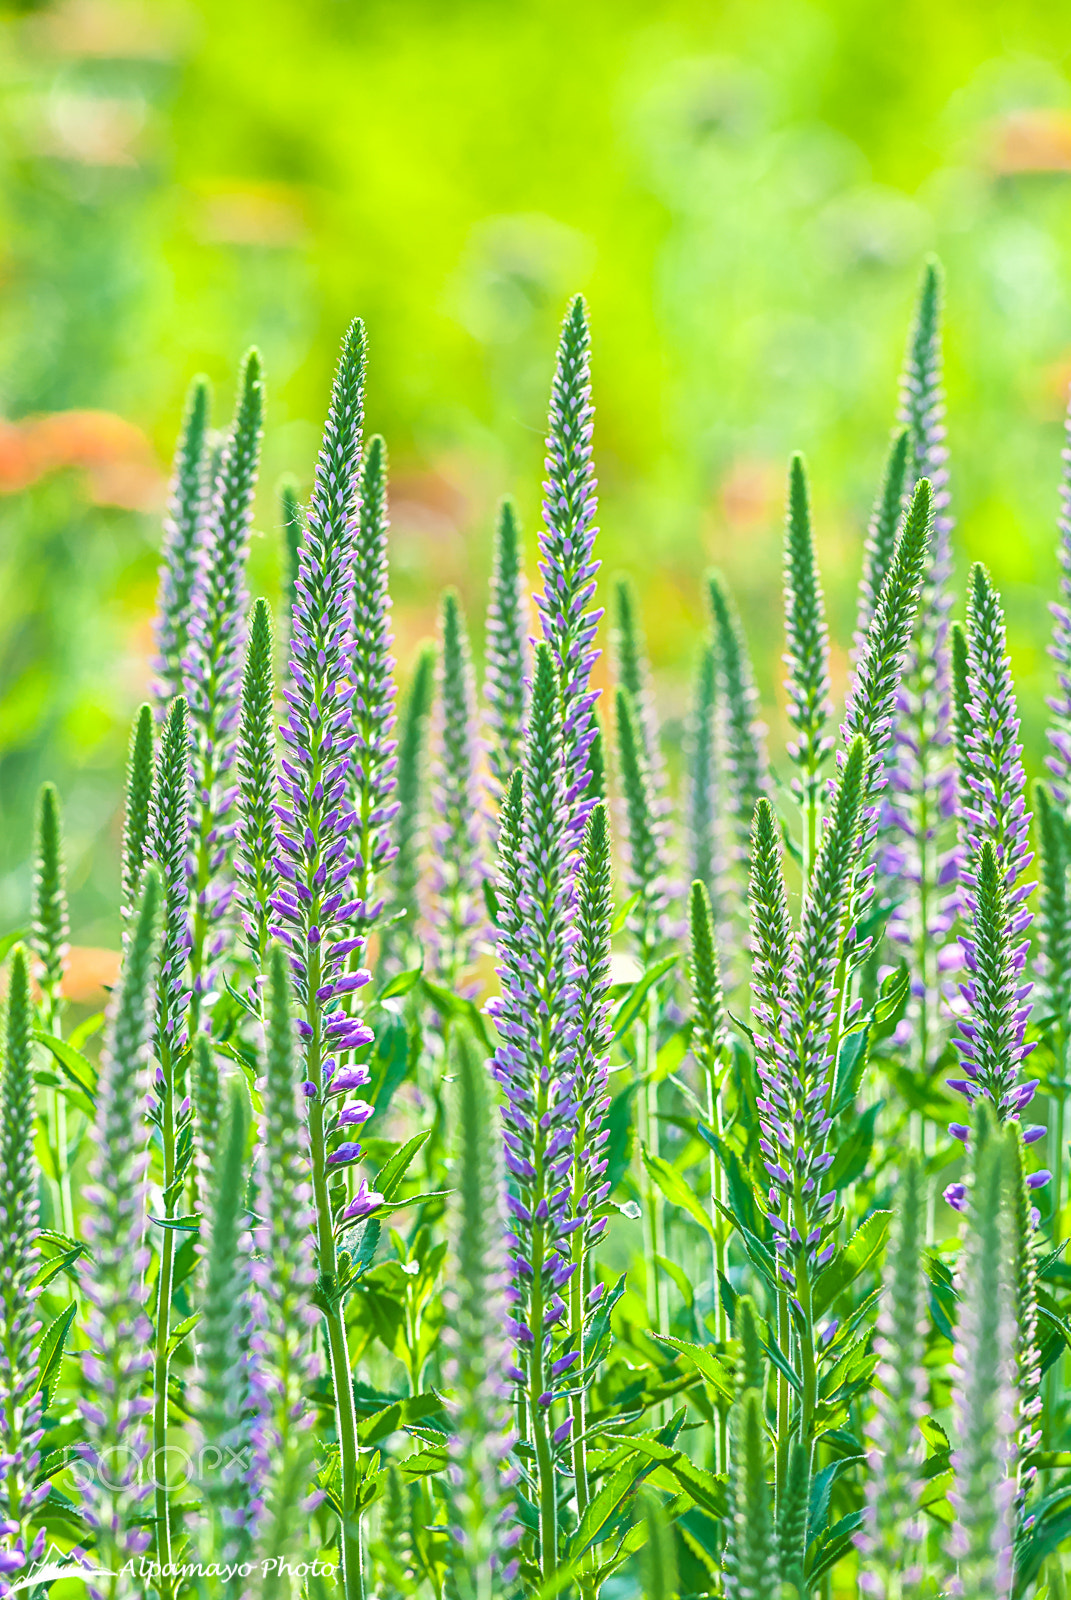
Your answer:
638;993;666;1339
775;1291;792;1506
152;1041;178;1600
529;1210;557;1578
307;948;365;1600
705;1054;729;1473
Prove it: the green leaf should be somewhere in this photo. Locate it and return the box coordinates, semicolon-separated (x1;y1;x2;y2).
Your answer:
567;1445;652;1558
168;1311;200;1358
642;1147;714;1242
874;960;910;1027
697;1125;760;1238
826;1102;880;1192
0;930;26;964
34;1302;76;1408
610;890;641;937
31;1242;85;1290
612;954;678;1042
356;1390;445;1447
366;1014;412;1116
33;1032;97;1106
374;1131;432;1202
656;1335;735;1404
419;977;492;1050
378;965;422;1001
831;1027;870;1117
150;1212;202;1232
812;1212;890;1318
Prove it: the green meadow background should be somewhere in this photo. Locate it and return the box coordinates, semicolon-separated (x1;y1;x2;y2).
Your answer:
3;0;1071;963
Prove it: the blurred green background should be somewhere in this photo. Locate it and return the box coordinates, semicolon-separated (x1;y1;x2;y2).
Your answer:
3;0;1071;962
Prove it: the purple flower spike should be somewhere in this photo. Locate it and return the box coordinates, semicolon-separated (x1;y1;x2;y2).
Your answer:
488;645;582;1486
182;351;265;1029
425;589;487;988
534;296;602;853
946;568;1037;1146
77;876;160;1580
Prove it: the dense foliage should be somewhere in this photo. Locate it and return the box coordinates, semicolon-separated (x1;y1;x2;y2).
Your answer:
2;264;1071;1598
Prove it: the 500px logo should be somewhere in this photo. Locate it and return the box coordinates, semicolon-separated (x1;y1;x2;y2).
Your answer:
66;1442;253;1492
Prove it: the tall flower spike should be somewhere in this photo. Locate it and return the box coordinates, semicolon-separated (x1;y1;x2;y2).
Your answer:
1047;384;1071;805
707;571;767;852
689;879;731;1370
153;375;211;713
567;802;614;1517
759;737;868;1295
857;1151;928;1596
349;433;399;941
945;843;1040;1148
1002;1124;1042;1530
197;1083;258;1570
0;949;49;1594
279;477;304;622
1033;783;1071;1127
723;1389;779;1600
880;263;958;1076
30;781;68;1033
945;566;1038;1152
683;635;720;917
962;564;1034;901
637;1490;679;1600
783;454;832;877
707;570;767;983
77;872;159;1590
192;1033;221;1194
145;696;193;1584
121;704;155;928
843;479;931;768
615;687;669;965
382;644;435;973
1030;774;1062;1011
427;590;487;987
184;349;265;1031
749;798;793;1070
443;1031;519;1600
30;784;74;1232
270;320;378;1599
250;945;322;1598
235;597;277;980
853;427;910;656
484;496;529;807
841;480;931;982
613;575;669;806
949;1104;1017;1600
485;645;579;1578
149;696;192;1059
535;295;603;851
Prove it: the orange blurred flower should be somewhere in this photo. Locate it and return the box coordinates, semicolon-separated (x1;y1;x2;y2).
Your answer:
0;410;164;510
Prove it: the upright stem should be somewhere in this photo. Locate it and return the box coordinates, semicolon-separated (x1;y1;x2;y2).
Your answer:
705;1056;729;1473
638;992;666;1339
306;946;365;1600
152;1039;178;1600
775;1292;792;1506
